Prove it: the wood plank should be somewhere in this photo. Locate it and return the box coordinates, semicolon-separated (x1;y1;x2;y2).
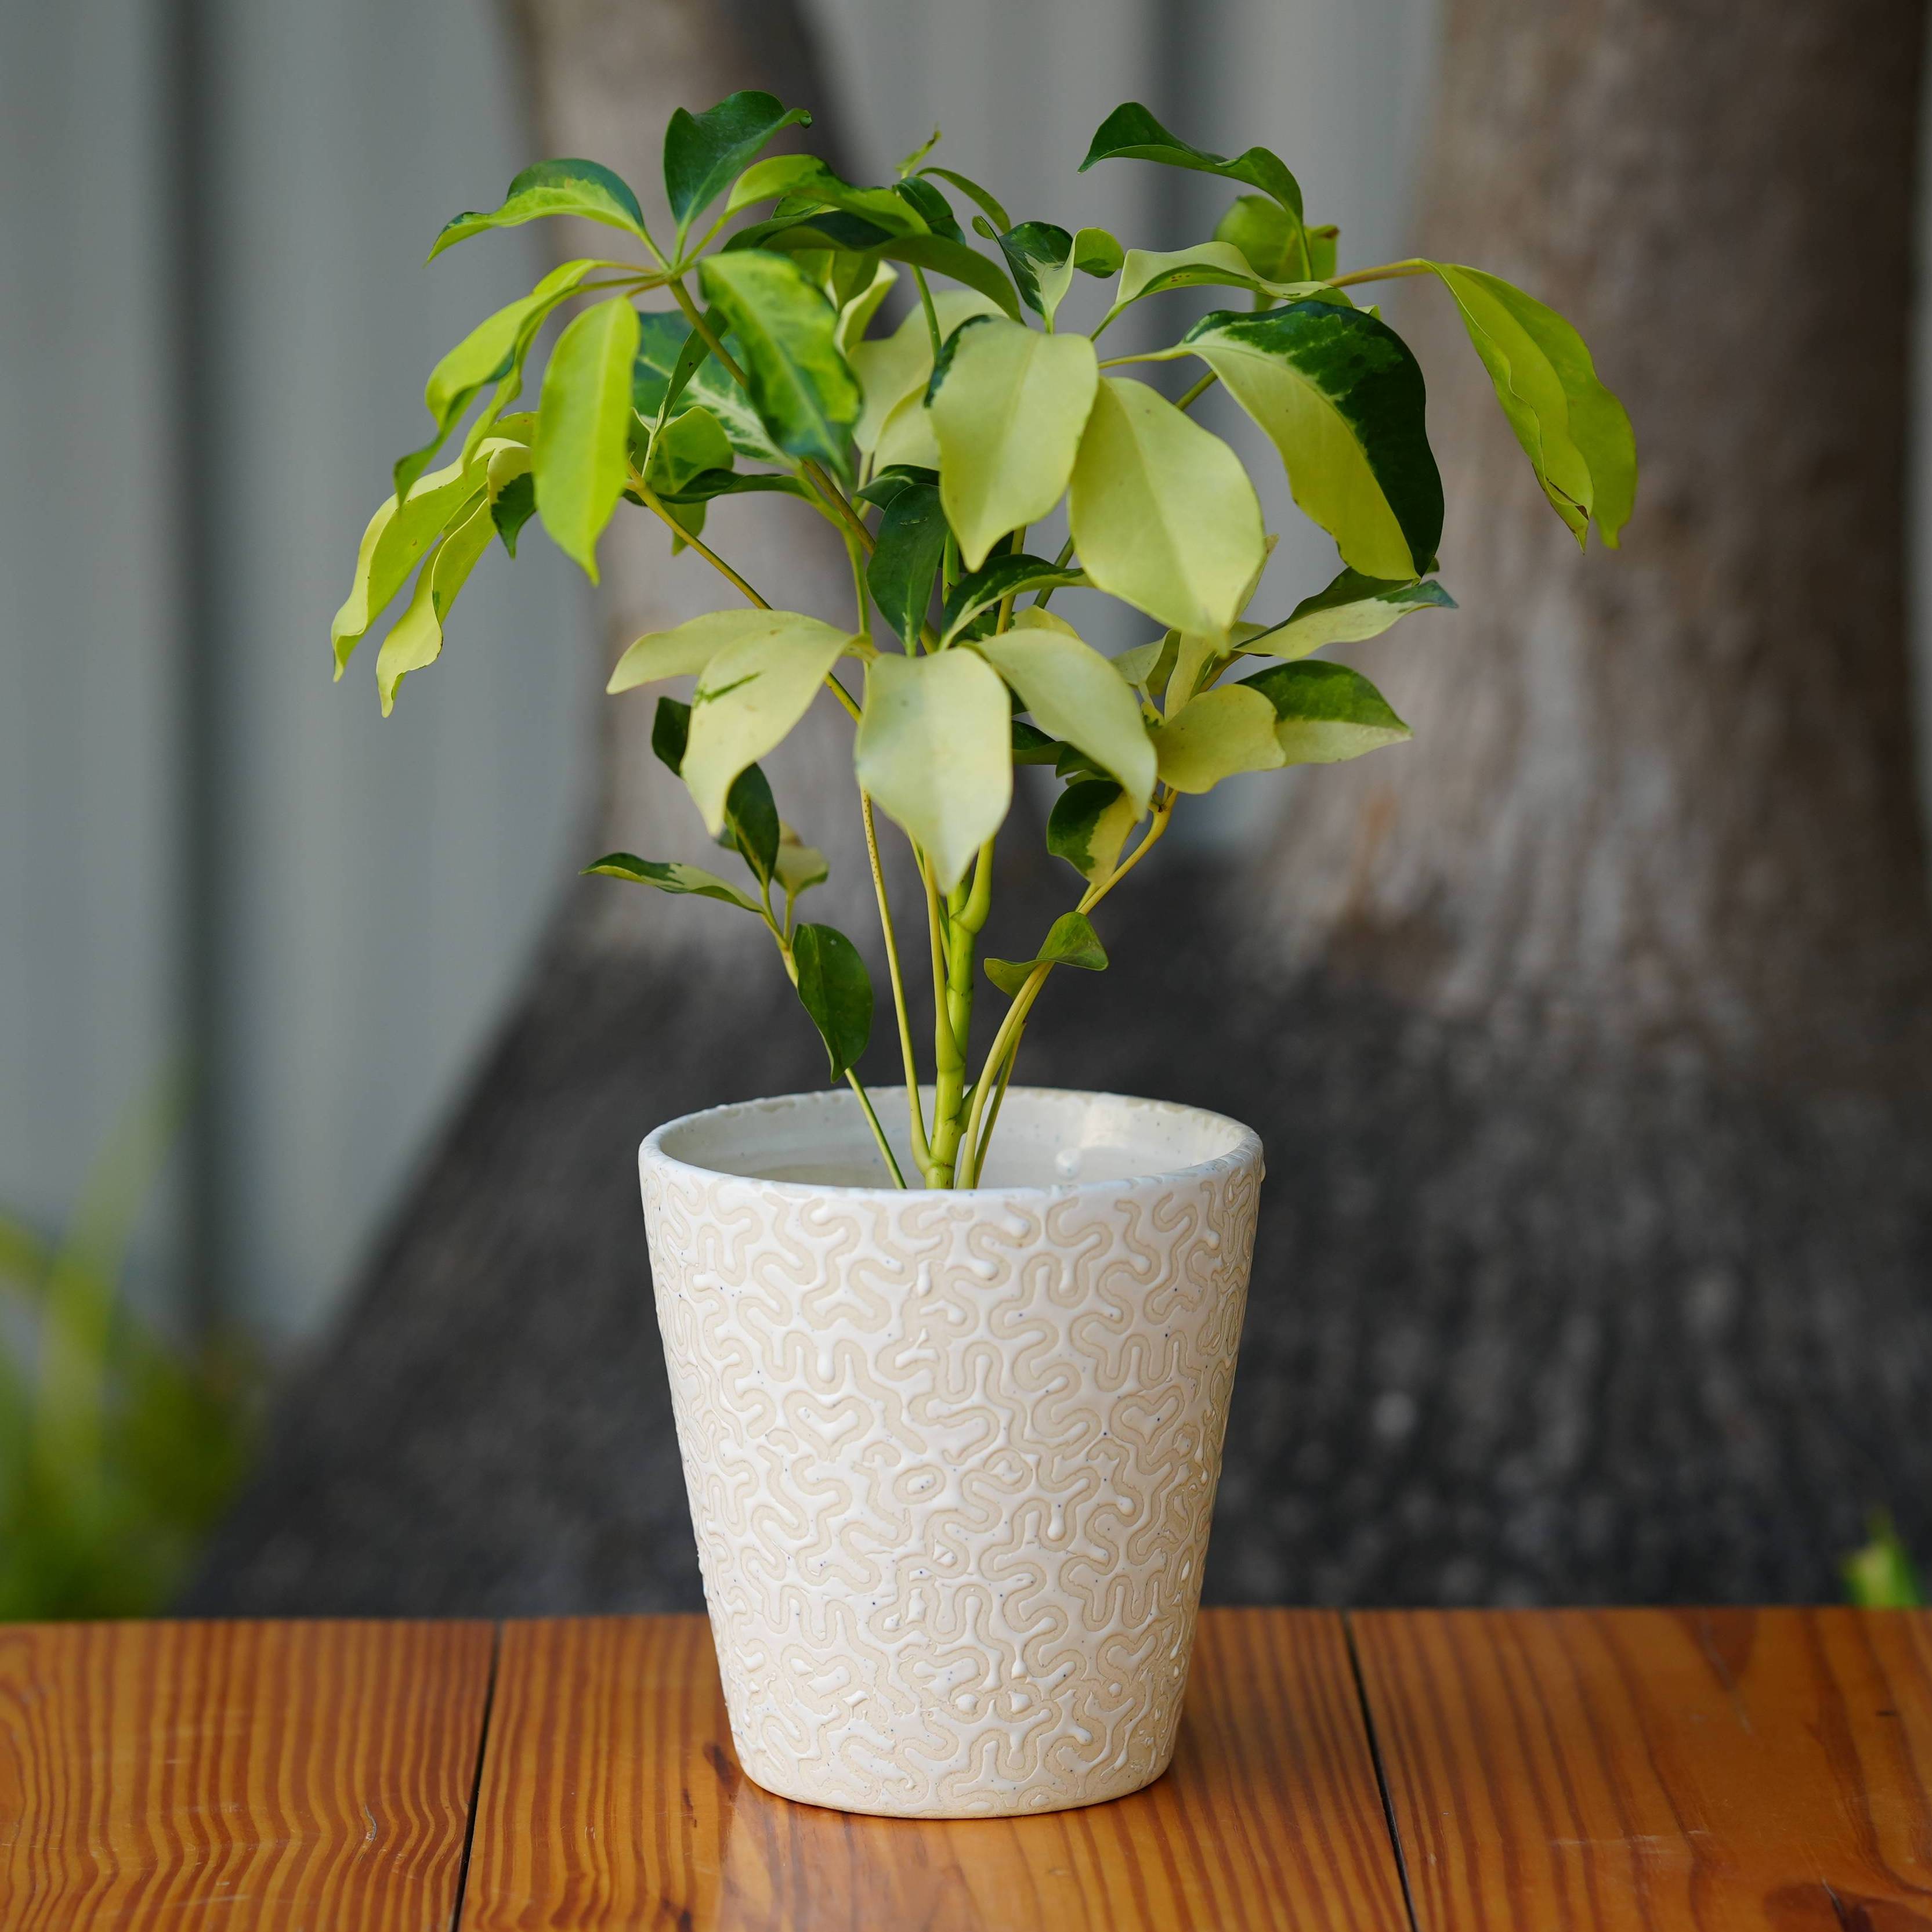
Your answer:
0;1618;495;1931
463;1608;1409;1931
1352;1608;1932;1932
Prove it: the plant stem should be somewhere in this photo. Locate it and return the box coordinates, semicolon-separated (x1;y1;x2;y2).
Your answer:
1176;370;1220;411
862;792;929;1174
912;265;943;363
1033;535;1079;612
633;472;863;723
1325;258;1435;290
632;473;769;606
846;533;873;642
959;795;1175;1179
921;860;959;1187
925;842;994;1185
845;1070;907;1187
994;525;1027;632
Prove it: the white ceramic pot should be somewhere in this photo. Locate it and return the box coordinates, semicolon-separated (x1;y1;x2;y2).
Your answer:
638;1085;1263;1818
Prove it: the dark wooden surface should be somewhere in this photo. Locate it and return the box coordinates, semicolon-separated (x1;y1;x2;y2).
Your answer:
5;1609;1931;1929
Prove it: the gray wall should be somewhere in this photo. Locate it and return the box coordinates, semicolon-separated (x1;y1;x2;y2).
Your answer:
0;0;587;1346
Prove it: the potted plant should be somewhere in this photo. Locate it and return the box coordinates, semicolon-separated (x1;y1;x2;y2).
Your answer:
331;95;1633;1817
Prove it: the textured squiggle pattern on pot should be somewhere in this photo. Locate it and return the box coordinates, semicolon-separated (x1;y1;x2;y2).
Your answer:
641;1102;1262;1818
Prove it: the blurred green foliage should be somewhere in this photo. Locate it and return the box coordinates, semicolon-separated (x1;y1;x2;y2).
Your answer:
0;1073;258;1619
1843;1511;1924;1609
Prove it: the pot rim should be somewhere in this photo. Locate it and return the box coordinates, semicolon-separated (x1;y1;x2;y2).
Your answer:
639;1083;1262;1203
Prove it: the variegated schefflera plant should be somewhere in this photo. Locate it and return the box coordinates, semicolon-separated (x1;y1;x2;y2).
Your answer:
330;95;1635;1190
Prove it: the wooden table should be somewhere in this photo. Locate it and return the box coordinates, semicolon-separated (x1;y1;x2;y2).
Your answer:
3;1609;1930;1929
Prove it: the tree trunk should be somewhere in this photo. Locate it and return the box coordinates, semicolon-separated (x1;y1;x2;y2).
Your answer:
187;0;1932;1614
1027;0;1932;1604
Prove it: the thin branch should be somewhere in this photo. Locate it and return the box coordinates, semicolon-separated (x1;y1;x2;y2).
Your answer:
632;472;862;721
845;1072;907;1187
863;793;930;1173
1325;257;1435;290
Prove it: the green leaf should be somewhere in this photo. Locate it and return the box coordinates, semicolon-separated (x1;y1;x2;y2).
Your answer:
1073;227;1124;277
835;260;898;357
984;911;1108;997
939;552;1087;645
608;606;819;693
855;463;938;509
1046;779;1142;881
881;233;1022;320
1214;196;1301;283
664;92;812;245
429;158;650;261
866;475;949;647
725;153;826;215
534;296;641;582
582;853;763;913
721;762;781;883
394;258;600;500
633;312;784;464
1238;659;1411;764
734;160;927;240
1012;719;1062;764
924;312;993;401
1081;103;1305;220
1180;303;1442;581
792;924;873;1081
681;612;855;832
1109;631;1179;698
1106;242;1316;324
1306;224;1340;281
929;319;1098;570
1068;377;1266;638
483;443;534;556
775;827;829;900
698;251;860;475
849;292;1003;461
975;610;1156;809
728;210;1022;321
650;695;690;772
331;454;490;675
1241;567;1455;661
375;493;496;713
1150;683;1286;792
918;165;1011;234
652;469;813;507
644;404;735;501
1165;629;1236;712
489;470;536;555
892;176;961;241
1426;263;1636;547
854;649;1012;891
981;220;1076;323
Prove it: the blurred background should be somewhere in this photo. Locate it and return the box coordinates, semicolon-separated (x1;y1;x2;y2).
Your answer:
4;0;1928;1615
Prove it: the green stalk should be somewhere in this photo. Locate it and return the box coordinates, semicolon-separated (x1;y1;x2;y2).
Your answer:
925;842;994;1185
863;793;929;1175
845;1071;907;1188
911;265;944;363
960;797;1175;1180
921;861;961;1186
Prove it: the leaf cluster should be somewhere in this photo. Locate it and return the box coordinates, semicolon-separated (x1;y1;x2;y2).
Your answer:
327;93;1637;1187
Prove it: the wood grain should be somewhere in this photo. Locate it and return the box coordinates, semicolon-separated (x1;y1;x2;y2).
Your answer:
0;1618;494;1931
463;1608;1409;1931
1352;1608;1932;1932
